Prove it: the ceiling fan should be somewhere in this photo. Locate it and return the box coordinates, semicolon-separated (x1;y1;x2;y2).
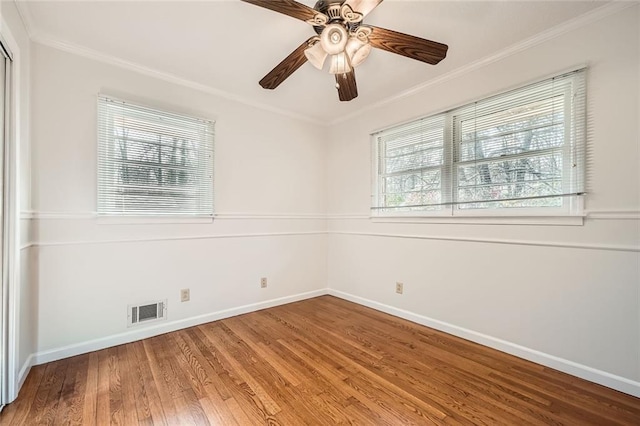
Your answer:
240;0;448;102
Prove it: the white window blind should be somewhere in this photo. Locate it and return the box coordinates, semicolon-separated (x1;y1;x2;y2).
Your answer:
375;114;446;212
373;69;586;215
97;95;214;216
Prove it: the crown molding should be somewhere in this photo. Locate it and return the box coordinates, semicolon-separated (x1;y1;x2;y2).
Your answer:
13;0;37;39
329;1;636;126
15;0;324;126
30;34;325;126
11;1;636;128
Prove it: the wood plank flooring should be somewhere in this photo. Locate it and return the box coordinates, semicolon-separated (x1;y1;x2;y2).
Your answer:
1;295;639;425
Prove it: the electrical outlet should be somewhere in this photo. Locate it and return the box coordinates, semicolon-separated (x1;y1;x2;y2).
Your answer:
180;288;190;302
395;282;404;294
261;277;267;288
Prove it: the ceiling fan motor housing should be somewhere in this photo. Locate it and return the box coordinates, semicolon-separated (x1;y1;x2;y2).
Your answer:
312;0;357;34
313;1;332;16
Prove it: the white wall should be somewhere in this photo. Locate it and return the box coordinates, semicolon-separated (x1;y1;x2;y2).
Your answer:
326;5;640;394
30;44;328;361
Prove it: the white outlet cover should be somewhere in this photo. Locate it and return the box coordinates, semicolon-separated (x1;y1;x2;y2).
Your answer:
181;289;190;301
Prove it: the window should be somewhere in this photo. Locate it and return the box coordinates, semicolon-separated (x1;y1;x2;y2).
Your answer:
97;95;214;216
373;69;586;217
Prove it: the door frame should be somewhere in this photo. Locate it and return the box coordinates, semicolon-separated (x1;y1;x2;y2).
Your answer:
0;17;21;407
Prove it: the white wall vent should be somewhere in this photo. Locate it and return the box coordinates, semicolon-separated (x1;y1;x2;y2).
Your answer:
127;300;167;327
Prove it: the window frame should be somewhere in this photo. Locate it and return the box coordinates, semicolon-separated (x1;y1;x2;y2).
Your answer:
371;69;586;223
373;114;450;217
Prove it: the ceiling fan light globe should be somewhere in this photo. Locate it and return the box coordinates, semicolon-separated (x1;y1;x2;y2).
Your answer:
320;23;348;55
304;42;328;70
329;52;352;75
345;38;372;67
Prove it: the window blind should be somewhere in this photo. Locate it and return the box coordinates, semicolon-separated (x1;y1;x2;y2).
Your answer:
452;70;585;210
97;95;214;216
375;114;446;212
373;69;586;213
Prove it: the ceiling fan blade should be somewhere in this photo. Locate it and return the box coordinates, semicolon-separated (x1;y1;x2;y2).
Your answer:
343;0;383;18
240;0;319;22
335;70;358;102
259;37;314;90
368;26;448;65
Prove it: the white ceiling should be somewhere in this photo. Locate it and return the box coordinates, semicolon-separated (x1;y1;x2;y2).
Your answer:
19;0;608;123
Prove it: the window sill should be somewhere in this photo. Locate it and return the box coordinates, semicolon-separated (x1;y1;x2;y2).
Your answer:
370;215;584;226
97;215;214;225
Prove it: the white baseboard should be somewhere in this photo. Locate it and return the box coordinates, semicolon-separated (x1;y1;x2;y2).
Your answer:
10;354;35;403
328;289;640;398
23;287;640;400
33;289;328;366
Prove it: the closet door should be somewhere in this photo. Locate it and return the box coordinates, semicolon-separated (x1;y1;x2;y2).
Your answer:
0;40;11;409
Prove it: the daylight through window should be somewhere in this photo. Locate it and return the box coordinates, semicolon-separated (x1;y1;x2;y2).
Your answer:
373;69;586;216
97;96;214;216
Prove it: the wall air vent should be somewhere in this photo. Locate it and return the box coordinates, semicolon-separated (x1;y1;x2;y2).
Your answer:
127;300;167;327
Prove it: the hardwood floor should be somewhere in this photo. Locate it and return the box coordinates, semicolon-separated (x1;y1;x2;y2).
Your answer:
1;295;639;425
